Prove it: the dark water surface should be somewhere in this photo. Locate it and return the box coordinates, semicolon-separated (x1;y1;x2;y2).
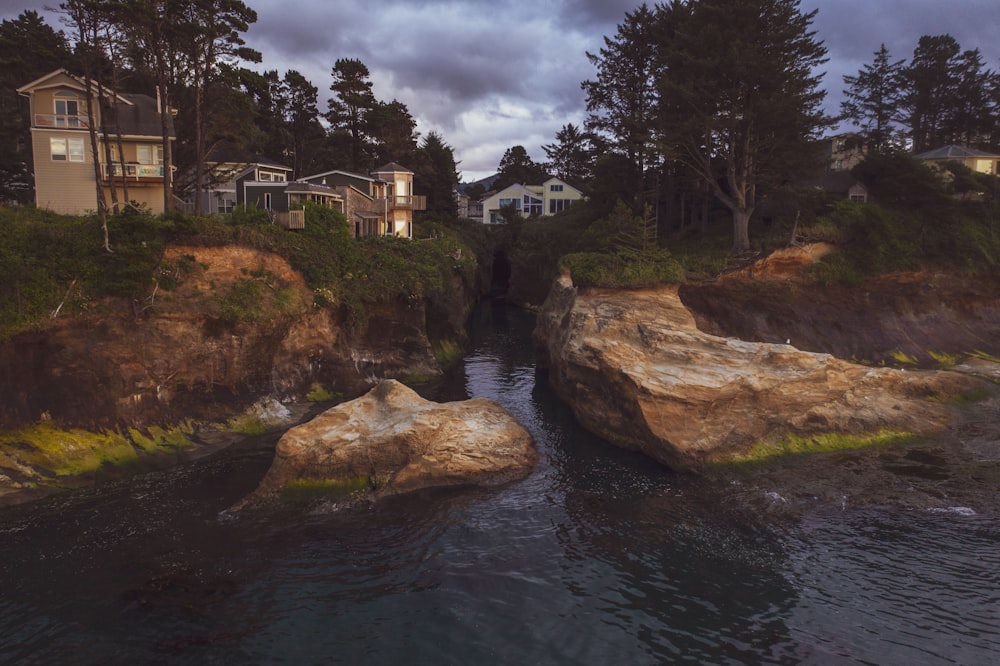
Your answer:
1;303;998;664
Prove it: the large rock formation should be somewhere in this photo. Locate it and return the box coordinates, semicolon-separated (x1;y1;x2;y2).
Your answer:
534;273;991;469
236;380;537;507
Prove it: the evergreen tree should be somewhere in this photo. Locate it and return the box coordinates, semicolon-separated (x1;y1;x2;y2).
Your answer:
658;0;831;252
542;123;598;189
326;58;376;172
903;34;961;152
948;48;997;148
581;4;660;213
368;99;418;167
493;145;548;191
414;131;459;218
841;44;906;153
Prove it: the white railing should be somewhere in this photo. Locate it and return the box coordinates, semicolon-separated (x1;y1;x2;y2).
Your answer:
104;163;164;178
34;113;91;129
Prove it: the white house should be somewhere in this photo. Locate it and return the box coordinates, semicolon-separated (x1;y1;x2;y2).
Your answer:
481;177;584;224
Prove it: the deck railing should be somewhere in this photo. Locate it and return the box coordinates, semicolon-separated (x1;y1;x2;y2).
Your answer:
34;113;91;129
104;163;164;179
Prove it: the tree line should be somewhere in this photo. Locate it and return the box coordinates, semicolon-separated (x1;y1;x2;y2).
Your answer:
0;4;460;222
3;1;999;254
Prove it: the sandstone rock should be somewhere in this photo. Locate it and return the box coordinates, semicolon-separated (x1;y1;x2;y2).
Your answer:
535;274;990;469
235;380;536;507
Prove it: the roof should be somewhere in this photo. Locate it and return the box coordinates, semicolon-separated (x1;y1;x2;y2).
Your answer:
914;145;1000;160
103;93;172;138
303;169;374;183
206;146;290;170
284;181;342;197
371;162;413;174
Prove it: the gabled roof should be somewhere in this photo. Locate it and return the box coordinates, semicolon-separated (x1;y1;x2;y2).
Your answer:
17;68;133;107
303;169;375;183
371;162;413;174
914;145;1000;160
104;93;170;137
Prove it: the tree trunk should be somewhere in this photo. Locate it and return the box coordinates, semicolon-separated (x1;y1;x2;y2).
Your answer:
732;207;751;253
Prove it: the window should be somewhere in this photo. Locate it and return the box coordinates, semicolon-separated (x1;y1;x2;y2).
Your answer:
218;197;235;214
264;193;272;210
259;172;272;182
550;183;564;192
523;194;543;216
54;92;81;127
135;144;163;165
549;199;575;214
498;197;521;210
50;137;84;162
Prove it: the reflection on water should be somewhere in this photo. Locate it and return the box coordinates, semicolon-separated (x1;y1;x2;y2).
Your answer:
1;301;998;664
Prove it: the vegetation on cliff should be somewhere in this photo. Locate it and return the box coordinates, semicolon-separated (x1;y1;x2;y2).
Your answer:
0;203;483;341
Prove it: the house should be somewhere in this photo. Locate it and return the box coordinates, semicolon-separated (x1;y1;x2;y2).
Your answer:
914;145;1000;175
299;163;425;239
17;69;174;215
481;177;584;224
180;148;293;215
804;171;869;203
815;132;868;173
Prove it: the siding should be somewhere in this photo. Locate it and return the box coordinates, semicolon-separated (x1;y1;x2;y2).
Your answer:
31;130;98;214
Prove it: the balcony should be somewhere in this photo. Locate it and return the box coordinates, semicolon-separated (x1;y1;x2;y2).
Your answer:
34;113;91;129
103;163;165;182
373;195;426;211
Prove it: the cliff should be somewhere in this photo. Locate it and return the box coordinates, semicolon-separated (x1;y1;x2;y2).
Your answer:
0;244;475;430
534;250;999;470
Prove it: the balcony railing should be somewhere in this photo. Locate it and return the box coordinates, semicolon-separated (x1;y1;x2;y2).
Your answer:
373;194;426;211
104;163;165;179
34;113;91;129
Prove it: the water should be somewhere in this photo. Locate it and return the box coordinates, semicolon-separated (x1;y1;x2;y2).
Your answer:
1;302;999;664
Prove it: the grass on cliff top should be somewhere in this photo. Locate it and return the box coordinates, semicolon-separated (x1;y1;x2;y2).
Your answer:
0;203;481;339
716;429;919;466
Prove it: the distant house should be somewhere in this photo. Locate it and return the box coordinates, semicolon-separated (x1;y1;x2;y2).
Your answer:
815;132;868;173
481;177;584;224
181;148;294;215
299;163;425;239
914;145;1000;175
16;69;175;215
804;171;868;203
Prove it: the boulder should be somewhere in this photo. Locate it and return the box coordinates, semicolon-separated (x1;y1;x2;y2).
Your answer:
535;274;990;469
236;380;536;507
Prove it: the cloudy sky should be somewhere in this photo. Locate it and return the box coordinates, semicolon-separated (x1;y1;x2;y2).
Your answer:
5;0;1000;181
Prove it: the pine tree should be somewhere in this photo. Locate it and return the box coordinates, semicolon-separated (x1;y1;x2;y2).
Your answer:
841;44;906;153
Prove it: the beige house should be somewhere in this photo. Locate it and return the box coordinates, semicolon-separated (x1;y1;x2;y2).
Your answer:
914;145;1000;175
481;177;584;224
17;69;174;215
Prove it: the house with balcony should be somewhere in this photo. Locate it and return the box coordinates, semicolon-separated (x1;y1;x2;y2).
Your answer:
481;177;584;224
17;69;174;215
299;162;425;238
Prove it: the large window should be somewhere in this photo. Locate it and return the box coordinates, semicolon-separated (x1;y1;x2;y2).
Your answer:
523;194;543;216
136;144;163;165
53;92;82;127
50;137;84;162
549;198;575;214
498;197;521;210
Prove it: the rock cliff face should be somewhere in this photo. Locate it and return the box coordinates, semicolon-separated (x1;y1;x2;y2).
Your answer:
235;379;536;508
534;272;991;470
0;245;471;430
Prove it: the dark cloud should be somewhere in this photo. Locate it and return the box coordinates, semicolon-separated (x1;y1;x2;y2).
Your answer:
5;1;1000;179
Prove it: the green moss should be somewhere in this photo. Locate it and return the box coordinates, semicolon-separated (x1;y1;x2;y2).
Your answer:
281;476;372;501
716;429;918;466
0;424;137;477
305;382;341;402
890;350;919;365
225;414;270;436
433;339;464;367
126;422;194;455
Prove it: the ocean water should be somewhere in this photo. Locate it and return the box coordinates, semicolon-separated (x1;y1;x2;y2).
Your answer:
1;302;997;665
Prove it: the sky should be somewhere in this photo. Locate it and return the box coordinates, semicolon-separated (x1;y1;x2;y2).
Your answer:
5;0;1000;182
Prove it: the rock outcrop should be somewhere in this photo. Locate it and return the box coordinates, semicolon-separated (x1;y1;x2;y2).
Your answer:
235;380;537;507
534;273;991;469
